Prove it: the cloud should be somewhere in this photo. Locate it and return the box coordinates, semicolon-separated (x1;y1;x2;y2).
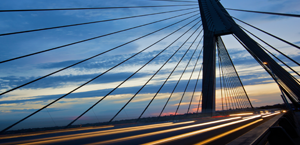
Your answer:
0;0;297;130
0;78;203;104
0;72;151;90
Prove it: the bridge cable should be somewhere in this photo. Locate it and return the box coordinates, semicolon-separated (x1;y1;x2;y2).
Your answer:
239;25;300;77
156;30;202;118
220;52;251;109
220;59;239;109
156;33;203;118
220;57;243;109
256;44;300;84
0;15;200;134
223;65;243;109
228;60;250;109
243;28;300;84
187;47;204;114
220;52;229;110
108;21;202;123
158;45;203;117
0;13;199;98
65;18;202;128
0;7;198;37
238;25;300;67
217;52;225;110
137;30;203;121
278;80;300;102
220;60;232;110
0;10;199;64
240;26;300;84
217;36;253;109
219;54;248;109
46;110;57;127
233;34;300;103
217;48;224;111
173;33;203;117
0;4;198;12
222;53;249;109
233;17;300;50
152;0;198;3
234;33;300;103
196;64;203;114
218;51;230;110
227;8;300;18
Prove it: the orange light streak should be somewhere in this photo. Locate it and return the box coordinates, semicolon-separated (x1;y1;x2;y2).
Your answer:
0;125;114;140
242;115;262;120
229;113;253;116
86;117;241;145
142;115;261;145
14;121;194;145
262;112;280;118
194;119;263;145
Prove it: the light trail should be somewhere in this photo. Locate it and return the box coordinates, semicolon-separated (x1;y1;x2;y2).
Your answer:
195;112;281;144
2;112;280;145
85;117;241;145
242;115;262;120
0;125;113;140
194;119;263;145
262;112;280;118
4;121;193;145
142;115;261;145
229;113;253;116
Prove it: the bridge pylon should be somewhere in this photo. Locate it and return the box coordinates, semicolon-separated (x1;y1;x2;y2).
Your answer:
197;0;300;114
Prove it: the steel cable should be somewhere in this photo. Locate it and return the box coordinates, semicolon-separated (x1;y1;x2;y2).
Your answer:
152;0;198;3
137;30;203;121
174;32;203;117
0;13;199;97
157;30;203;118
65;18;201;128
108;21;202;123
196;64;203;114
233;34;274;107
219;56;246;109
239;25;300;79
0;4;198;12
227;8;300;18
0;7;198;37
187;47;203;114
0;10;199;64
217;49;224;111
233;17;300;50
0;15;200;134
217;38;252;109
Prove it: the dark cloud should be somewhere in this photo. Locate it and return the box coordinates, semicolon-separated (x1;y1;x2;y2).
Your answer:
37;49;199;69
0;72;276;105
0;47;202;90
0;72;151;90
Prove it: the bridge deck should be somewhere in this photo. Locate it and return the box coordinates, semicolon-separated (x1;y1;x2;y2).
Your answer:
0;112;282;145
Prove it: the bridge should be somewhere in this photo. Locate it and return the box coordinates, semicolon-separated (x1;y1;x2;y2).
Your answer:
0;0;300;144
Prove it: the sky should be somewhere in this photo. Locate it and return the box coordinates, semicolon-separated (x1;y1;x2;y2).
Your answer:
0;0;300;131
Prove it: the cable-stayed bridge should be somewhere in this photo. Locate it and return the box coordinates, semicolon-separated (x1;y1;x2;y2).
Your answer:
0;0;300;144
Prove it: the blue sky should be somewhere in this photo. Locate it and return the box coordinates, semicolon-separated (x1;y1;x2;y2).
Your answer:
0;0;300;130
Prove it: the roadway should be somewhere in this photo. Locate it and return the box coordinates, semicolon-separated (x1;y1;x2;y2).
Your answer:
0;111;281;145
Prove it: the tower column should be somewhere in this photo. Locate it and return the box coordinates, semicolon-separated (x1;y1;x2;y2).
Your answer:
201;31;216;114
